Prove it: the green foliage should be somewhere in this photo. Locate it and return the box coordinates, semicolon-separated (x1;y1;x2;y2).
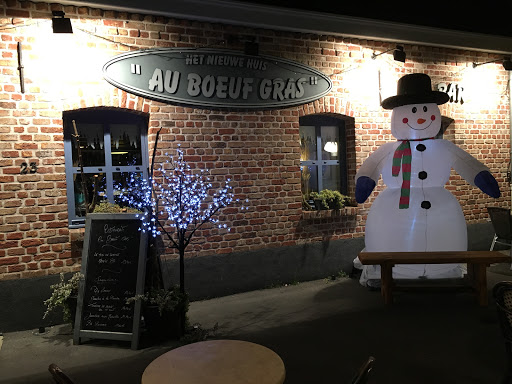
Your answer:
92;201;140;213
180;322;219;345
43;272;83;323
326;270;349;282
310;189;351;210
127;285;189;317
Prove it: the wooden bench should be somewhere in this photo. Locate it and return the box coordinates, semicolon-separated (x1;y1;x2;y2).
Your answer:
358;251;510;306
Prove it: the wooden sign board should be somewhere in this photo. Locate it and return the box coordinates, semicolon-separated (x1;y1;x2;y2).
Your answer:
73;213;147;350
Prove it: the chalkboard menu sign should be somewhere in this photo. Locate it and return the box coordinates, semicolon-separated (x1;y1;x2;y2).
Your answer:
73;213;147;350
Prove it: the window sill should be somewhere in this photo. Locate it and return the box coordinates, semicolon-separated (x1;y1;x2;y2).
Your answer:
301;206;358;219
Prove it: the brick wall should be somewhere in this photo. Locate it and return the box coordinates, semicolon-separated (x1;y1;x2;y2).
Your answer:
0;0;509;280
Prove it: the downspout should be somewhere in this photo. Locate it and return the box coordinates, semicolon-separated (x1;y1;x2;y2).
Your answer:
509;71;512;208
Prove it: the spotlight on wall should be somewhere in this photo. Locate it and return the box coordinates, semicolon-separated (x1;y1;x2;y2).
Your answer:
52;11;73;33
226;34;259;56
371;45;406;63
472;58;512;70
392;46;406;63
472;59;499;68
244;39;259;56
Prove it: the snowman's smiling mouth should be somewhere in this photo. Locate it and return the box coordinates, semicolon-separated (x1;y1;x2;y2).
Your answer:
406;120;433;131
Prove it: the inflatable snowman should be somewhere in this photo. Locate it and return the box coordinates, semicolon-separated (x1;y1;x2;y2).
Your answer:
355;73;500;285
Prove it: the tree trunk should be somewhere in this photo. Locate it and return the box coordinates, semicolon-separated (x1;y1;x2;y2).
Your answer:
178;237;186;335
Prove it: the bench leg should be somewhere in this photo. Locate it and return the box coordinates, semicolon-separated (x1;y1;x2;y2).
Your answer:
380;263;393;305
473;264;488;306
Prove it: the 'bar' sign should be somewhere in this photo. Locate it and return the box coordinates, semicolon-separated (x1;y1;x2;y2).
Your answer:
103;48;332;110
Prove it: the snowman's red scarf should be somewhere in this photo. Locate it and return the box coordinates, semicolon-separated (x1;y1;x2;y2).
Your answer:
392;138;432;209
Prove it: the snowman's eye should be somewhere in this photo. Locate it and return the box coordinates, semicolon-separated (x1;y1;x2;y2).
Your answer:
412;107;417;113
423;106;428;112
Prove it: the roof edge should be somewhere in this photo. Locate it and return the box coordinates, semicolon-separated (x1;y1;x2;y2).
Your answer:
44;0;512;54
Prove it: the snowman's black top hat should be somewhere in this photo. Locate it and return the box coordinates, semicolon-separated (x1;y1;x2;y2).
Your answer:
381;73;449;110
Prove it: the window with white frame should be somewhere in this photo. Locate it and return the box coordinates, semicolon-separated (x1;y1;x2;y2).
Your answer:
299;115;347;202
63;108;149;228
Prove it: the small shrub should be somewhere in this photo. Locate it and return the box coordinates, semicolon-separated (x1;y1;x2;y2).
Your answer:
43;272;83;323
310;189;350;210
93;201;140;213
127;285;189;317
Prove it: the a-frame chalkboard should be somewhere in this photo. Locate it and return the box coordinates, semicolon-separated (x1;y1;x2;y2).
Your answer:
73;213;147;350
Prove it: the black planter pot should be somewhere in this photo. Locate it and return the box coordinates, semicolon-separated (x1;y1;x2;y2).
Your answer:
314;199;327;210
143;305;181;341
65;295;78;326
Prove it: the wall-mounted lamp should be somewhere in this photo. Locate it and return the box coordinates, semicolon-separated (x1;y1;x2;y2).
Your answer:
372;45;406;63
244;40;259;56
227;34;259;56
52;11;73;33
472;58;512;71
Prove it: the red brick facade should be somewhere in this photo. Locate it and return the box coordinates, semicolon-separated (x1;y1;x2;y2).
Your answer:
0;1;510;281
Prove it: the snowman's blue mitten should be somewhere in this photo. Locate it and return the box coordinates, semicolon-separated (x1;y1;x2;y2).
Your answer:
474;170;500;198
355;176;376;203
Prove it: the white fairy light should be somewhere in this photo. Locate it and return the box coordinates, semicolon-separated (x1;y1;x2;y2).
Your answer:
114;147;247;249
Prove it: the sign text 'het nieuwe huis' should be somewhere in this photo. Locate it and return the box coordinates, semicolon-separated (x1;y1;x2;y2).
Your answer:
103;49;332;109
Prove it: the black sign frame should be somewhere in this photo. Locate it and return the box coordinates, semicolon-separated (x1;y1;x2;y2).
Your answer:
73;213;147;350
102;48;333;110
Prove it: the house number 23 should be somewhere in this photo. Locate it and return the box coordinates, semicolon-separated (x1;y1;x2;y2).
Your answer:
20;162;37;174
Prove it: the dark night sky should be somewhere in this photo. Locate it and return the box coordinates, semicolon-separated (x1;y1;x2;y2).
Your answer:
233;1;512;38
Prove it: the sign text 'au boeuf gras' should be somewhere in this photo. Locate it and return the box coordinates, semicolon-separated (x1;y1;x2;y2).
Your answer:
103;49;332;109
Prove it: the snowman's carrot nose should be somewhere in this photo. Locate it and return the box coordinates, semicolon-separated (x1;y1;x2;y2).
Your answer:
417;118;426;124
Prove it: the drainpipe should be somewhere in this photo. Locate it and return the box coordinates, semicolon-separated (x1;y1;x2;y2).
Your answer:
509;71;512;208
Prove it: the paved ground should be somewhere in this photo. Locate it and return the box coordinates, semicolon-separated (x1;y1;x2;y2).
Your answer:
1;264;512;384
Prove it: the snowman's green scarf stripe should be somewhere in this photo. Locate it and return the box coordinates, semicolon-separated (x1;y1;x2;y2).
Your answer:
392;140;412;209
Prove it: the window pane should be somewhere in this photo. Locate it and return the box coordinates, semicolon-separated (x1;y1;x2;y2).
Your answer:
321;126;339;160
113;172;144;207
73;173;107;217
72;123;105;167
322;165;341;191
299;126;317;161
303;165;318;195
111;124;143;166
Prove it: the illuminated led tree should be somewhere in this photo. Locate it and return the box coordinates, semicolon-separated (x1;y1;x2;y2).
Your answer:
117;146;247;295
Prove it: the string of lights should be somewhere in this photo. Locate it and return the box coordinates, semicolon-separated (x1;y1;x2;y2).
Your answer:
115;146;249;248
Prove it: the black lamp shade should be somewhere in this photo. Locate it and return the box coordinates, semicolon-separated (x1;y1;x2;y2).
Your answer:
244;41;259;56
52;16;73;33
393;46;406;63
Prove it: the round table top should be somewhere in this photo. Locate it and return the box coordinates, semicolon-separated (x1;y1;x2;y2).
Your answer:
141;339;285;384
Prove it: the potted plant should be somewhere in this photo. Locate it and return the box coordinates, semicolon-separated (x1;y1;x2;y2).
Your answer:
127;285;189;340
43;272;83;326
92;200;140;213
310;191;327;210
310;189;352;210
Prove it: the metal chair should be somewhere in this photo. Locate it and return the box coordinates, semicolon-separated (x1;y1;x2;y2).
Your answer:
48;363;76;384
493;282;512;384
487;207;512;251
350;356;375;384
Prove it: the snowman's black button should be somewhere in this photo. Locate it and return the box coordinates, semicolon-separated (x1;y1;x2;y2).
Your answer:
421;201;431;209
416;143;426;151
419;171;428;180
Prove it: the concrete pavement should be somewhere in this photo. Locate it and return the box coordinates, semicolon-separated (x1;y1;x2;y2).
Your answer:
1;266;511;384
